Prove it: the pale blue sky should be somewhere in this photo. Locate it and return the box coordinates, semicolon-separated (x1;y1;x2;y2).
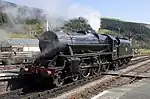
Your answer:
4;0;150;23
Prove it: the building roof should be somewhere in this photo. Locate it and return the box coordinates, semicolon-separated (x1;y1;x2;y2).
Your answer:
0;38;39;47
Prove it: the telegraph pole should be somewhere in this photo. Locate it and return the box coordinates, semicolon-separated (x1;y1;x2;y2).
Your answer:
118;27;121;34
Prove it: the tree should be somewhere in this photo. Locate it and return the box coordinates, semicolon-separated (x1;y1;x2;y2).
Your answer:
62;17;93;32
24;20;44;35
35;22;44;35
25;19;41;25
0;12;8;25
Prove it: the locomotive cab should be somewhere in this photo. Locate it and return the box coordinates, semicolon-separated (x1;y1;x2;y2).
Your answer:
117;37;133;59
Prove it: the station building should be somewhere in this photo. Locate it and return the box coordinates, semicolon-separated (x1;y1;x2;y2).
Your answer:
0;38;40;52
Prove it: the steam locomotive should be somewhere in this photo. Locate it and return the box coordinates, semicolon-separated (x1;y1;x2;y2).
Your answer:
19;30;133;87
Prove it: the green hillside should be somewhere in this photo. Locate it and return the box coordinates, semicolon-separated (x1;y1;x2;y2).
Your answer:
100;18;150;48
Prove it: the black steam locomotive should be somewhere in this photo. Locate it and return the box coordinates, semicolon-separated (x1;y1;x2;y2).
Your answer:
20;30;133;87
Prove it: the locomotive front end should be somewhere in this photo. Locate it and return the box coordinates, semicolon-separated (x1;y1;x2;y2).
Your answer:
38;31;60;59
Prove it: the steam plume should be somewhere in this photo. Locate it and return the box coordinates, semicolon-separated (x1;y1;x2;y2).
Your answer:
0;29;8;41
4;0;101;32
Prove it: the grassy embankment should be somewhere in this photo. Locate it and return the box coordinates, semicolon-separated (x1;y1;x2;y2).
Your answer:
98;29;122;37
8;33;35;39
138;49;150;55
7;23;43;39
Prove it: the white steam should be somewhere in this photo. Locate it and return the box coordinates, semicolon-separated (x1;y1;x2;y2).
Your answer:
5;0;101;32
0;1;45;33
67;4;101;32
0;29;8;41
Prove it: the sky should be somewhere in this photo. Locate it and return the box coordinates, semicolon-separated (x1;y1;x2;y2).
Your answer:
4;0;150;24
73;0;150;23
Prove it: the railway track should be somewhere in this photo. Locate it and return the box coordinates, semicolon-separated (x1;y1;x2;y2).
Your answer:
53;57;150;99
90;61;150;99
0;55;148;99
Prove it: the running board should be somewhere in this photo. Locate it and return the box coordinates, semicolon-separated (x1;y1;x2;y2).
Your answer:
80;62;110;68
101;72;150;79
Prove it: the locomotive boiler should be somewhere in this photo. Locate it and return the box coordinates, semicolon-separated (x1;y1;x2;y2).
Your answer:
19;30;133;87
35;30;110;66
